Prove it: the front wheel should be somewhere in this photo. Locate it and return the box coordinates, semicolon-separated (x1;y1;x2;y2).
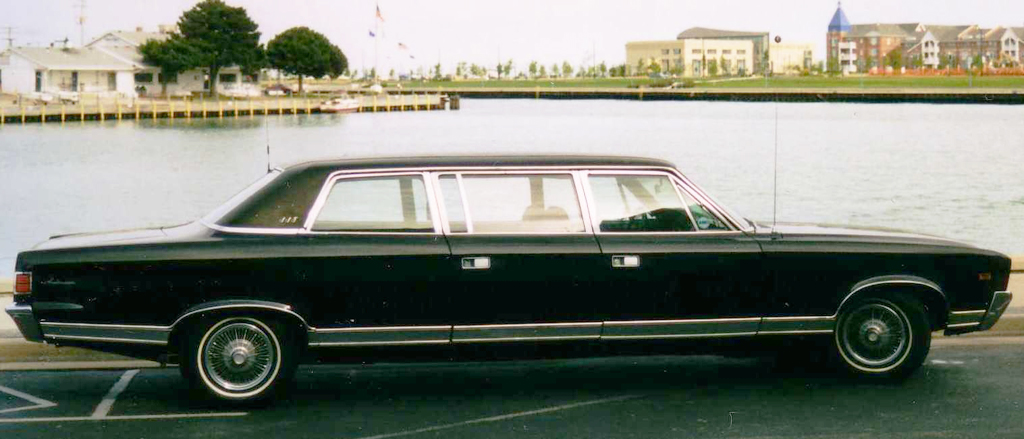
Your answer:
182;316;295;403
833;294;931;379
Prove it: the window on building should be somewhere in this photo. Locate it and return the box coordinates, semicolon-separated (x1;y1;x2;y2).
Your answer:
108;72;117;91
134;73;154;83
707;49;717;55
870;37;878;45
871;48;878;57
722;50;731;55
218;73;237;83
662;49;670;55
738;50;746;55
692;49;702;54
35;71;42;92
662;59;669;71
722;59;731;72
693;60;702;75
157;73;178;84
673;48;681;55
312;175;433;232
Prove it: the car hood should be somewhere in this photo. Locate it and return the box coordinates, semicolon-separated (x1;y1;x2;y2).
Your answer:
753;221;996;253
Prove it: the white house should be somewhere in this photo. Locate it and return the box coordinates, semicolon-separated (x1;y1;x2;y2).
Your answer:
0;46;136;99
87;29;255;97
0;27;258;98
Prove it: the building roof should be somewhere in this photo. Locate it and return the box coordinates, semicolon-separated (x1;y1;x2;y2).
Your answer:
848;23;917;38
10;47;135;71
675;27;767;40
88;31;169;48
828;4;851;33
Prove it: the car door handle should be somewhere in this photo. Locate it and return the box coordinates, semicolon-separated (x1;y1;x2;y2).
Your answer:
611;255;640;268
461;256;491;270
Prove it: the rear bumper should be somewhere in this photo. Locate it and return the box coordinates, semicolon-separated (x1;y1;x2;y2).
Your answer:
4;303;44;342
945;291;1012;336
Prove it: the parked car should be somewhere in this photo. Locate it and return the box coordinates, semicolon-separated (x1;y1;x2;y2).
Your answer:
264;83;293;96
6;156;1012;404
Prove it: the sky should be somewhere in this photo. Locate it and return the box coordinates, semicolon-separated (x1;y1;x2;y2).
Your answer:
4;0;1024;75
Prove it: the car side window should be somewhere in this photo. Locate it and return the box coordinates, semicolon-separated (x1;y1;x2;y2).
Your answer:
588;175;695;232
311;175;433;232
677;188;729;231
443;174;586;233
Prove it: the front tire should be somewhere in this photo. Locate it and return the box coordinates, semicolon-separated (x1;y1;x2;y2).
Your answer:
833;294;930;379
182;316;294;403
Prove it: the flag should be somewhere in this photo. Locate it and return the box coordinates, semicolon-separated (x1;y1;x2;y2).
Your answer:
368;30;375;37
376;5;385;22
397;42;408;50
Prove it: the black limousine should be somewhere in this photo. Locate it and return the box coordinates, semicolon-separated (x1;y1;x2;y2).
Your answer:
6;156;1013;403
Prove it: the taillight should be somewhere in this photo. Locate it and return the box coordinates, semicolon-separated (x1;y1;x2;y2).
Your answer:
14;272;31;296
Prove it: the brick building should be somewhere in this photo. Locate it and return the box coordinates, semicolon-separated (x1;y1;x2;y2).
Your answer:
826;2;1024;73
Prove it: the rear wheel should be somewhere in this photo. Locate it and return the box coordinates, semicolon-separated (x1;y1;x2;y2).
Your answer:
833;294;930;379
181;316;296;403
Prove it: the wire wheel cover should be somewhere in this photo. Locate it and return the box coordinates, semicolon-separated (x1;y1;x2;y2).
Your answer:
839;303;910;368
202;322;277;392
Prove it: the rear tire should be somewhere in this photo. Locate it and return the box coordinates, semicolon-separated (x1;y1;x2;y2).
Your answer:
180;316;297;404
833;294;931;380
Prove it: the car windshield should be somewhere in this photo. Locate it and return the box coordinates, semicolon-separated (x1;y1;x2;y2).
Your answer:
200;170;282;225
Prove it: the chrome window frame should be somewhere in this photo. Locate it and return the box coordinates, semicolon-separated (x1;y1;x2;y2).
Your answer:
301;171;442;235
582;170;741;236
207;165;750;236
430;169;594;236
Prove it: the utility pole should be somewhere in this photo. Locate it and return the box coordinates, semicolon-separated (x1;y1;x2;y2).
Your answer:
2;26;14;49
75;0;87;47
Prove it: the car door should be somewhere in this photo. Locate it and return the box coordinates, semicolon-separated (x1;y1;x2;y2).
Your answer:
433;170;606;343
583;171;766;340
298;171;456;346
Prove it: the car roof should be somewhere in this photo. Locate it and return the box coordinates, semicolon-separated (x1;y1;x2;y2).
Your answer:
281;155;677;173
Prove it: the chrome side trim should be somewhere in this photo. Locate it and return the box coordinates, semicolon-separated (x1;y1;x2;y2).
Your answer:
601;318;760;338
40;322;170;345
308;325;452;347
452;322;602;342
947;309;986;326
759;316;835;334
602;332;758;340
170;303;312;330
835;277;944;318
44;334;169;345
946;322;981;329
203;222;303;236
5;303;44;343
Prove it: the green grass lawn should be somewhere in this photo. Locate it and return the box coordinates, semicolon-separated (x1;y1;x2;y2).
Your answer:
698;75;1024;89
399;75;1024;90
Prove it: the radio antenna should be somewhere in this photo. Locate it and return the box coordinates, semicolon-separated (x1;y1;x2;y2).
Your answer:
264;115;271;173
771;35;781;236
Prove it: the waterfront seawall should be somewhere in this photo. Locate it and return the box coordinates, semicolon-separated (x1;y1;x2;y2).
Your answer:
408;87;1024;104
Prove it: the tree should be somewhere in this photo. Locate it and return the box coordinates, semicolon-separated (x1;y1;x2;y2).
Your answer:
598;62;607;77
496;63;503;79
504;59;514;78
176;0;263;96
635;58;645;76
562;61;573;77
267;26;346;93
708;58;718;76
456;62;466;78
539;65;547;78
528;61;538;78
648;59;661;75
139;35;197;96
432;63;442;80
551;63;560;78
720;56;728;76
388;68;395;79
884;48;903;72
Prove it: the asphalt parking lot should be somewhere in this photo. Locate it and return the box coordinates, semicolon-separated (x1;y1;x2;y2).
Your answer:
1;338;1022;439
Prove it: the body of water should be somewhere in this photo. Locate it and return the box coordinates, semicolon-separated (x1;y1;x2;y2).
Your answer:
2;99;1023;277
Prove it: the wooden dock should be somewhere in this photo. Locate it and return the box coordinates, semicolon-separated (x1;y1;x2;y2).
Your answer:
0;94;458;125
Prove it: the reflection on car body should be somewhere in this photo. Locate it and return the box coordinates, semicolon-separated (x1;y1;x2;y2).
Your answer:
5;155;1013;403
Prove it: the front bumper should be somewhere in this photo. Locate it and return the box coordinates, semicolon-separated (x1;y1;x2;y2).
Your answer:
4;303;44;342
945;291;1013;336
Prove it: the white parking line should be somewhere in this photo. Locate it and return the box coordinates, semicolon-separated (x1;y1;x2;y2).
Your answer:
91;369;139;419
348;394;643;439
0;412;248;424
0;385;58;415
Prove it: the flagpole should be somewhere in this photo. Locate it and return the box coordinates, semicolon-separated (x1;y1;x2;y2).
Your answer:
374;12;379;83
